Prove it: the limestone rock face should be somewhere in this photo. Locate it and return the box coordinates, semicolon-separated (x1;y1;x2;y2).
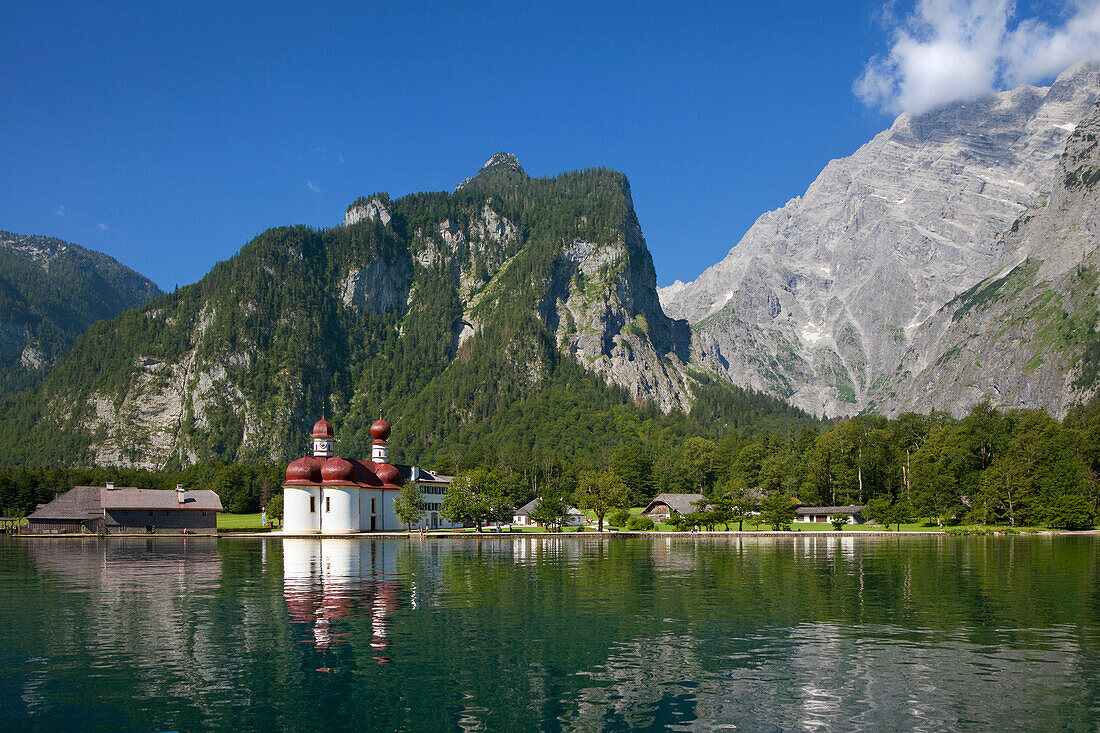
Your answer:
659;63;1100;417
344;196;391;227
877;99;1100;418
539;191;694;412
340;257;412;316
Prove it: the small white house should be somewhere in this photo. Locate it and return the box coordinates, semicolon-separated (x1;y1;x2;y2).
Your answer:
794;505;866;524
512;498;585;527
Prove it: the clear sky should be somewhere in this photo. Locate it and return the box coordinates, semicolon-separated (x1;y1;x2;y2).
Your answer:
3;1;1098;291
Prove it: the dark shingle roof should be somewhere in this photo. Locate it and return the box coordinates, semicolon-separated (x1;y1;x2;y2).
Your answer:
396;465;453;483
26;486;108;521
644;493;706;515
513;498;583;517
101;488;223;511
795;505;866;515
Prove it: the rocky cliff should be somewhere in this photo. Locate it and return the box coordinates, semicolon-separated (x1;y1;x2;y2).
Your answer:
876;99;1100;418
660;63;1100;417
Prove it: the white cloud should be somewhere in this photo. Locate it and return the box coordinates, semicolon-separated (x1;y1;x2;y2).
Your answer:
855;0;1100;114
54;204;68;217
307;181;323;194
97;222;109;230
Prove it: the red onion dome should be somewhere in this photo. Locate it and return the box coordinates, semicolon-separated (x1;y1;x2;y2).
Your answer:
312;417;335;438
321;456;354;483
286;457;318;483
376;463;402;487
370;419;391;441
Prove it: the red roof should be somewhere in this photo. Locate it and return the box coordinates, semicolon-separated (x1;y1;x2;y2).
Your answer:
312;417;335;438
284;456;403;489
370;419;391;441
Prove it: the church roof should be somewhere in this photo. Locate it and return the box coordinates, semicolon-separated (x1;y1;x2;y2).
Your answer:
284;456;404;489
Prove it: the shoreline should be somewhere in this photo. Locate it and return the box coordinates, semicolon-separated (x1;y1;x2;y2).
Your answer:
13;529;1096;539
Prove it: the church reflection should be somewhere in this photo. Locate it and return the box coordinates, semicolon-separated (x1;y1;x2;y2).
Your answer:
282;538;400;661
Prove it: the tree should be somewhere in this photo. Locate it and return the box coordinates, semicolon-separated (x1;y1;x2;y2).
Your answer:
607;508;631;527
573;468;629;532
719;478;761;531
610;443;653;508
441;469;511;531
1042;494;1095;530
393;481;426;530
678;437;718;493
866;496;912;531
759;494;796;530
830;516;847;531
528;494;569;531
266;492;283;524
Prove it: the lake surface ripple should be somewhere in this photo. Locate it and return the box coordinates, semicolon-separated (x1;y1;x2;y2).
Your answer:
1;534;1098;731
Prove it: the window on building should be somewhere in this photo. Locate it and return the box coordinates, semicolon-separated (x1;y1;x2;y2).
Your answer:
326;496;331;513
309;496;316;513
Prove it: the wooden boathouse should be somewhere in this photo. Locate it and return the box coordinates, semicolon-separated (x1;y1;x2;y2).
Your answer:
25;483;223;534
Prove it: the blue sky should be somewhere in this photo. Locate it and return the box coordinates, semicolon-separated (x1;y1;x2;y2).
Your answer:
2;1;1098;291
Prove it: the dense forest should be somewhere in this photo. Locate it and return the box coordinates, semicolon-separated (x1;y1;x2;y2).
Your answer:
0;232;161;395
4;396;1096;530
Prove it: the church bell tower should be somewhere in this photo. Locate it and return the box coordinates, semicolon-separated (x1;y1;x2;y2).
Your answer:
312;417;335;458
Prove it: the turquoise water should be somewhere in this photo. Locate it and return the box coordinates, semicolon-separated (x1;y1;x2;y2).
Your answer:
1;534;1098;731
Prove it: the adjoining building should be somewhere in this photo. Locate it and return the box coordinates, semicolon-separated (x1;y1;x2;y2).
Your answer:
25;483;223;534
644;493;706;521
512;498;586;527
794;505;867;525
282;417;459;533
413;466;453;530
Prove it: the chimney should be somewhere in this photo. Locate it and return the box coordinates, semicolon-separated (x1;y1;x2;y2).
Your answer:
176;484;186;503
106;482;115;491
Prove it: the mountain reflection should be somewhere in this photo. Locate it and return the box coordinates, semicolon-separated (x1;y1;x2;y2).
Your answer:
5;535;1100;731
282;538;399;659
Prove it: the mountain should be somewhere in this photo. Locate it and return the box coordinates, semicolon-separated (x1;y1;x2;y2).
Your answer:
0;232;162;393
876;99;1100;418
659;63;1100;417
0;155;810;469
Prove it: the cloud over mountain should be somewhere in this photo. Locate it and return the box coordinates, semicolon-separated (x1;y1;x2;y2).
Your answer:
856;0;1100;113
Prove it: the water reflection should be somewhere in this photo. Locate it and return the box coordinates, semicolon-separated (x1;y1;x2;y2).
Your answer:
282;539;399;659
2;535;1099;731
26;535;222;586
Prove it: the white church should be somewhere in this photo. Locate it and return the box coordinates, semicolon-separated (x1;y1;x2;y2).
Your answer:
282;417;459;533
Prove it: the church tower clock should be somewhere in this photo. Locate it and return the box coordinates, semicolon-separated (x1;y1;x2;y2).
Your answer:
312;417;335;457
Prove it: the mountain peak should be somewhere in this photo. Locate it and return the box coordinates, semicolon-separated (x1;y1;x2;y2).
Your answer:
456;152;528;191
480;152;524;174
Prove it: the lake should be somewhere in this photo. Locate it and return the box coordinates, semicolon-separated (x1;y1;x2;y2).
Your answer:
1;534;1098;731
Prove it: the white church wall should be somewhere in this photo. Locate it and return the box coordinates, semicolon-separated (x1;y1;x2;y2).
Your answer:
284;486;321;533
321;487;359;533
